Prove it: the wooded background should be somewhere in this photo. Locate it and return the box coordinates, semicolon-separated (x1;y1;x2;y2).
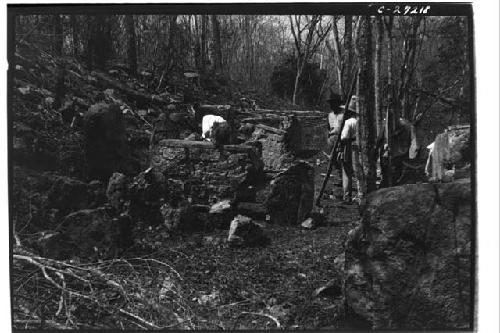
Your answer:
14;14;471;185
15;15;470;110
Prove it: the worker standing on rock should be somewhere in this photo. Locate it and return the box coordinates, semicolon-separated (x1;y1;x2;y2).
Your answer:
337;97;360;204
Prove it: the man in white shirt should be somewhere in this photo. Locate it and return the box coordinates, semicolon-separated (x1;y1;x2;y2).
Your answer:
337;96;361;203
327;93;344;145
326;92;344;183
202;114;226;140
201;114;230;147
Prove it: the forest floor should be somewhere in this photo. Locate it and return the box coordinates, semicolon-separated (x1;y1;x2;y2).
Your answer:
138;156;362;330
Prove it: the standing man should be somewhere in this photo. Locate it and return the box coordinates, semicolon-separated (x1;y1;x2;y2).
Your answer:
327;92;344;151
326;92;344;184
337;96;360;203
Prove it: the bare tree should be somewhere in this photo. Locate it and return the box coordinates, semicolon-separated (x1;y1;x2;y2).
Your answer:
70;15;78;56
382;16;395;186
343;15;353;97
211;15;223;74
356;16;377;195
167;15;178;73
53;14;63;56
374;17;384;136
201;15;208;73
289;15;332;105
243;16;257;83
125;15;137;76
326;16;361;100
397;17;424;121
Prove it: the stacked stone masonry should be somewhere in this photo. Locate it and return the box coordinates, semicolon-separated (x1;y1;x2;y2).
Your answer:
249;112;327;171
150;139;263;205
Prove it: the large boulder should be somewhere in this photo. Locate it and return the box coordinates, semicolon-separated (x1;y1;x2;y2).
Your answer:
83;102;132;181
125;168;190;229
227;215;269;247
106;172;129;210
235;202;267;220
160;201;198;233
265;161;314;225
446;127;471;167
343;179;472;330
430;126;471;181
208;200;234;229
43;207;133;260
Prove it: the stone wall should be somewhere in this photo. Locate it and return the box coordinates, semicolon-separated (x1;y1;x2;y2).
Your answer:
250;115;300;171
150;139;263;205
344;179;472;330
246;112;327;171
265;161;314;225
254;126;293;171
293;115;327;154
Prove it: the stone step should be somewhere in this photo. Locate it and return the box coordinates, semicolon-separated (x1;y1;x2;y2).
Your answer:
235;202;267;220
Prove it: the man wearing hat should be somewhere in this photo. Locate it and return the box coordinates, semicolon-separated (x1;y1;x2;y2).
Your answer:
327;92;344;149
337;96;361;203
326;92;344;183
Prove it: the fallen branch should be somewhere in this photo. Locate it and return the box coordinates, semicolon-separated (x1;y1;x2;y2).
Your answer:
13;248;191;329
118;308;160;329
125;108;153;129
93;71;170;107
401;160;426;170
14;319;72;330
237;311;281;328
255;124;286;135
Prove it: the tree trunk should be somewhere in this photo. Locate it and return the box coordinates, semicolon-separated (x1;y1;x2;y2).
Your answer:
374;17;384;136
343;15;353;99
244;16;253;83
86;16;94;70
16;15;21;32
125;15;137;76
399;17;423;121
330;17;343;95
87;15;112;71
292;61;303;105
53;15;65;109
201;15;208;73
356;16;377;195
384;17;394;187
167;15;178;73
53;14;63;56
70;15;78;56
210;15;223;74
458;17;469;125
193;15;201;71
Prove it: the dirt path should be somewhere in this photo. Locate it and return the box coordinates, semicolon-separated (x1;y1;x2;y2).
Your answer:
151;154;361;329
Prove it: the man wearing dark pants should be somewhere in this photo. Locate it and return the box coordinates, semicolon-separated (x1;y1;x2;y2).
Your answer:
337;97;360;204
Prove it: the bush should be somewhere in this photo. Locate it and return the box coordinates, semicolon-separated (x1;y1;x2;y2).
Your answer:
270;55;326;107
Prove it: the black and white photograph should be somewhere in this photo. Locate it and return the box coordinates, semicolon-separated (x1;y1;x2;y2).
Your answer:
5;2;493;331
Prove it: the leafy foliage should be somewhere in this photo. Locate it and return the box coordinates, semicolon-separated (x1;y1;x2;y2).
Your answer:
270;55;327;106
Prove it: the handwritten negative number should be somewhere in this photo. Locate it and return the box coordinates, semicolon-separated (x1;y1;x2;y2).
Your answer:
377;5;431;15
